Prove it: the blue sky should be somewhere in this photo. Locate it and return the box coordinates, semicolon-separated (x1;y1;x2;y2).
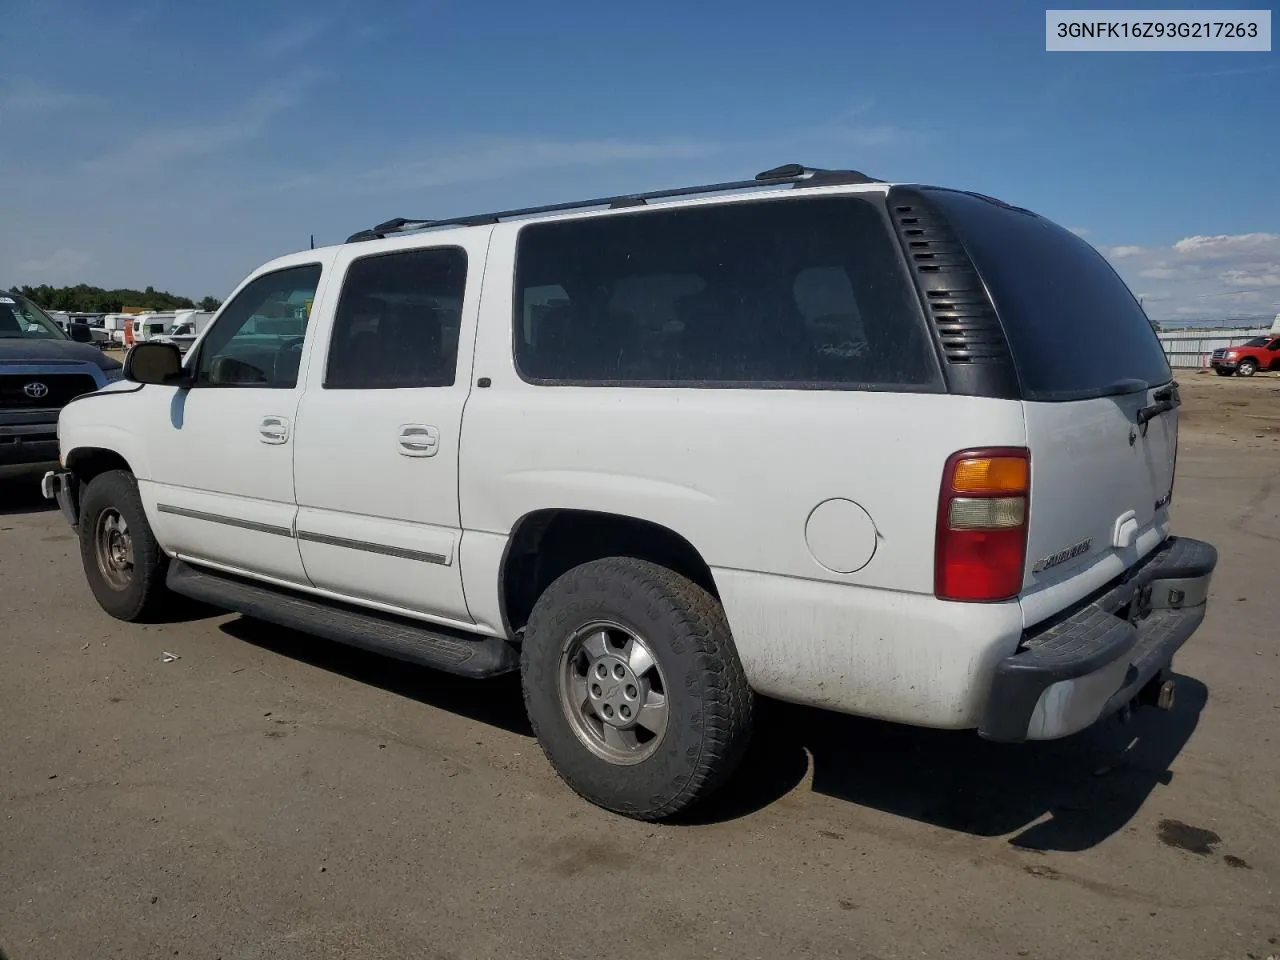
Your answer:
1;0;1276;324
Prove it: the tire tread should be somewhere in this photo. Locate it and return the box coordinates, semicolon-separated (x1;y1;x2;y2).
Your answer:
78;469;171;622
521;557;752;821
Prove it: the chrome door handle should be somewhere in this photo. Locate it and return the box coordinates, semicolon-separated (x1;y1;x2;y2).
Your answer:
259;416;290;444
398;424;439;457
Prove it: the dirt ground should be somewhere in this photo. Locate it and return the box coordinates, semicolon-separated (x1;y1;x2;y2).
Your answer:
1;374;1277;960
1178;367;1280;443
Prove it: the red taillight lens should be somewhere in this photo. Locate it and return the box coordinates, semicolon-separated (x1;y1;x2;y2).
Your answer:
935;447;1030;602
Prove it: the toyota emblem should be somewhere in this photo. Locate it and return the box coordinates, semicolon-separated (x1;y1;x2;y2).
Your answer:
23;381;50;399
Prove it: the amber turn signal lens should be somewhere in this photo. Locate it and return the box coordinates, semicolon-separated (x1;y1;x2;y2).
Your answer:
951;456;1029;495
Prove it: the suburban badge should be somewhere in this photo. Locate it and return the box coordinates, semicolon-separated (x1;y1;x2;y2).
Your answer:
1032;537;1093;574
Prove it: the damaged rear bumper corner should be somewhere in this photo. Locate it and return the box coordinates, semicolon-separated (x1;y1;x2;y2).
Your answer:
979;536;1217;742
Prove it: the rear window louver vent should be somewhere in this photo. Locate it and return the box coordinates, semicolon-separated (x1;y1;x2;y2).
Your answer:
889;193;1012;367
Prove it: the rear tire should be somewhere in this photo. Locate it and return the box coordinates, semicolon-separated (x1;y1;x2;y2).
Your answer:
78;469;171;621
1237;359;1258;377
521;557;753;821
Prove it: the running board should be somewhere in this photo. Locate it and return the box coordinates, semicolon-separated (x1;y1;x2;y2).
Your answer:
166;560;519;678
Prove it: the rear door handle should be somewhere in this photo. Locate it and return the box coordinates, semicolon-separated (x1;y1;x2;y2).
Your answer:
259;416;290;444
398;424;440;457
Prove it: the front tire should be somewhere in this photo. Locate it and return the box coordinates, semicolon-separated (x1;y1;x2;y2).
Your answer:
1215;368;1234;377
78;469;171;621
521;557;753;821
1237;359;1258;377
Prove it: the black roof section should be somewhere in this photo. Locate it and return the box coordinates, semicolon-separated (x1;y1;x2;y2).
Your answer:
345;163;882;242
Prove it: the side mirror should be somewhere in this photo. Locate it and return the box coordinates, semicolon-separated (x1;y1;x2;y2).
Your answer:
124;342;188;386
69;321;93;343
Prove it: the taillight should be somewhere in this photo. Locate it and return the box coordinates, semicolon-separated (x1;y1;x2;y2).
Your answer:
935;447;1030;602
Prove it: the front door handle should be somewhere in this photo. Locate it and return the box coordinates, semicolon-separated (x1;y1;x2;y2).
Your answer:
259;416;290;444
398;424;440;457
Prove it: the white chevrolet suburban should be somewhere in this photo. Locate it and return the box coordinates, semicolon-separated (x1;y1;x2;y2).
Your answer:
45;164;1217;820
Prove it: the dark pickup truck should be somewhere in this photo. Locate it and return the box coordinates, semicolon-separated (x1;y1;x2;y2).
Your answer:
1;290;122;480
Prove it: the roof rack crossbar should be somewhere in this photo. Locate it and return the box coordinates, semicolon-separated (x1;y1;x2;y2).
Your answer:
345;164;880;242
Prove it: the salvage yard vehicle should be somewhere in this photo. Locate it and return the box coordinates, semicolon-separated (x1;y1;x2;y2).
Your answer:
0;290;122;480
150;311;215;356
45;164;1217;820
1209;336;1280;377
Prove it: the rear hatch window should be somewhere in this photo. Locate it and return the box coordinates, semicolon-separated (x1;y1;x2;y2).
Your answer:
924;188;1171;401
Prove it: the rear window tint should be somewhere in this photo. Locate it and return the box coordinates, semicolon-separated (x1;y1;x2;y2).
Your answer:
927;189;1171;400
513;196;940;390
325;246;466;389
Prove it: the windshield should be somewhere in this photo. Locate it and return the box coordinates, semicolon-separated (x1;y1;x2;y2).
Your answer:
0;293;69;340
1243;337;1270;347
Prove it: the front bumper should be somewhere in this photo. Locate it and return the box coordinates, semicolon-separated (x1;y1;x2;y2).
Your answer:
41;467;80;528
1210;359;1238;371
0;410;60;474
980;536;1217;742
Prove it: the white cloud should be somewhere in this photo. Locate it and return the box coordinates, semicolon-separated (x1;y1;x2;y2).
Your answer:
1182;63;1279;79
271;135;719;199
1222;268;1280;287
1173;232;1280;258
260;98;915;204
802;105;920;150
353;22;388;43
16;248;95;284
0;81;90;115
80;72;320;176
252;17;331;58
1067;226;1090;237
1103;233;1280;324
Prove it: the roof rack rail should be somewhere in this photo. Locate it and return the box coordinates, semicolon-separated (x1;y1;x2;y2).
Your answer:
345;163;881;242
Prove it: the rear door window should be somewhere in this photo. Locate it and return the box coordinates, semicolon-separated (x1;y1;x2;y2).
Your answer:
513;196;940;390
324;247;467;390
924;189;1171;400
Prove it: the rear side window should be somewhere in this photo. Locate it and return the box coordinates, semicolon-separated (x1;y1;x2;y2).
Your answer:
325;246;467;389
513;196;940;390
927;189;1171;400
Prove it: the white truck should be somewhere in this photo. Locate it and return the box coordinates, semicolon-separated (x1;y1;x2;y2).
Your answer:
150;310;215;355
103;313;142;346
44;164;1217;820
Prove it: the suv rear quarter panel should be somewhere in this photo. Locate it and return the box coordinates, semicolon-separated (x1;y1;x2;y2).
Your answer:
459;220;1030;725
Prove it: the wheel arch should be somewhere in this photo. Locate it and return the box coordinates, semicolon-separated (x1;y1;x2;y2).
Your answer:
61;447;138;526
498;508;719;638
65;446;136;484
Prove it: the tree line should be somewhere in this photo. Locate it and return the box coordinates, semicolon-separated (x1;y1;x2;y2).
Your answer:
9;283;221;314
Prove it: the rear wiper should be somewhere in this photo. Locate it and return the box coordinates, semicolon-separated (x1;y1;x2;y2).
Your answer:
1098;378;1149;397
1137;381;1180;428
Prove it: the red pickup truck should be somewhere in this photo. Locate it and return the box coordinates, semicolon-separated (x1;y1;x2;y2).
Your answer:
1210;336;1280;377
